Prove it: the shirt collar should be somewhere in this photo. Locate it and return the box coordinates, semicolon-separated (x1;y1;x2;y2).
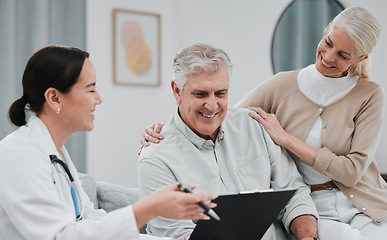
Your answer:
26;115;66;160
172;108;225;149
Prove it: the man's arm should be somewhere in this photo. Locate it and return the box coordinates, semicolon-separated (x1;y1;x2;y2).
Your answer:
138;158;196;238
257;122;318;239
290;215;318;240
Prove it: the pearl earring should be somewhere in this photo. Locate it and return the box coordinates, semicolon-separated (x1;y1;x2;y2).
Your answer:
56;108;60;115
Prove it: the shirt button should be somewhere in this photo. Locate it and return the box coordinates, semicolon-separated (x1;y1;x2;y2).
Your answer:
361;207;366;211
376;220;381;223
349;194;354;199
319;107;323;112
224;178;228;182
322;125;326;129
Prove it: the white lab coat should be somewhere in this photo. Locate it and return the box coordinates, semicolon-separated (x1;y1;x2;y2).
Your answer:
0;115;169;240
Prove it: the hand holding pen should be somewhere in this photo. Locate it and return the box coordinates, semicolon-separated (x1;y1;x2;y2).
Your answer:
133;184;219;229
177;183;221;221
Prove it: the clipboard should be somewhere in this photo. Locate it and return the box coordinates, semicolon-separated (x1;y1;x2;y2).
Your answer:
189;188;296;240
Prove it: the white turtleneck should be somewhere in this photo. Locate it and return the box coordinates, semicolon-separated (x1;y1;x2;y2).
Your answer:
297;64;359;185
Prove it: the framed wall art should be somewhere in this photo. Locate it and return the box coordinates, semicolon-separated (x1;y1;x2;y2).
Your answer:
113;9;161;86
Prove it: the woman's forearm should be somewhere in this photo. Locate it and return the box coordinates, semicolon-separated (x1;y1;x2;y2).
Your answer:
280;132;318;166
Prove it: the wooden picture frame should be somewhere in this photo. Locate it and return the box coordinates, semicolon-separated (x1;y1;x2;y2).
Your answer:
113;9;161;86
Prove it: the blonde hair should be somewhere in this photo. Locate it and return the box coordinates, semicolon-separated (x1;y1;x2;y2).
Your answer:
324;7;381;80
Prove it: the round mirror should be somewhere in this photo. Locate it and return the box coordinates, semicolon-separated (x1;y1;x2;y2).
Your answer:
271;0;344;74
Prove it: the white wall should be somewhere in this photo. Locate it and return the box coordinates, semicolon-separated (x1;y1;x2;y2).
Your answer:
87;0;387;187
86;0;180;187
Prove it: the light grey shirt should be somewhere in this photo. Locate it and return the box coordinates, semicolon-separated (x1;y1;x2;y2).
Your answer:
138;108;318;238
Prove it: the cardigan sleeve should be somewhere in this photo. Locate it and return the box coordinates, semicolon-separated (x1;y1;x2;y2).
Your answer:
234;71;299;113
313;84;385;187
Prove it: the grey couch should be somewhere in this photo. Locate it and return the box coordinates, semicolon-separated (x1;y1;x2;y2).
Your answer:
78;173;147;233
78;173;139;212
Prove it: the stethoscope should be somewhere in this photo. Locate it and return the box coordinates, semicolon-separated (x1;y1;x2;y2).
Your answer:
50;155;82;221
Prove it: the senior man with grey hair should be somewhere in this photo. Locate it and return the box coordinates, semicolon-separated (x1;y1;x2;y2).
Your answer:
138;43;319;240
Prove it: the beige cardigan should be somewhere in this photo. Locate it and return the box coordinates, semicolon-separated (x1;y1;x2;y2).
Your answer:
236;70;387;224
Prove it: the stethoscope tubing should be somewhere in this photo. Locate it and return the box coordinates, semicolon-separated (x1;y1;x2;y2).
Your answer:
50;155;82;221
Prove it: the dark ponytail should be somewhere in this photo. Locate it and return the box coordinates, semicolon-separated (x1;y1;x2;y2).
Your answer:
8;97;28;127
7;46;89;127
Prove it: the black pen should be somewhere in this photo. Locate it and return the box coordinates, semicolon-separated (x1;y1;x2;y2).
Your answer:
177;183;220;221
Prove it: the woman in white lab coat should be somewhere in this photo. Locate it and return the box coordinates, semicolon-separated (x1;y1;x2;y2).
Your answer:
0;46;215;240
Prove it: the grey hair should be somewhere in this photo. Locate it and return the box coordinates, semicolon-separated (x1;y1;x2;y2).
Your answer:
172;43;233;89
324;6;381;79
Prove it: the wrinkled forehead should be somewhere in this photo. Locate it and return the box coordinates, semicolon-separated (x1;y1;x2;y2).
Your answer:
183;69;229;91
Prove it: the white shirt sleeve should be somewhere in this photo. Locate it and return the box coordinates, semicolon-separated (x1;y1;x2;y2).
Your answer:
0;143;164;239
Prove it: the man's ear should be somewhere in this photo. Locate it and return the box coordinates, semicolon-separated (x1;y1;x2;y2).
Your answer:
44;87;62;113
171;81;182;104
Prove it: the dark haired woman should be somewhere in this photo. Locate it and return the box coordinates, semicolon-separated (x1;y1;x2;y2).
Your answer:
0;46;215;240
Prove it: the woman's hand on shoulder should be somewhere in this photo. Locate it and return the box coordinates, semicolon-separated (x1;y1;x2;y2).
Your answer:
249;107;318;165
138;123;165;155
247;107;289;146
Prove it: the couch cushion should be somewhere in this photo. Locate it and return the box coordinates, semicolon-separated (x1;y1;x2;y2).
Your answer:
96;181;139;213
78;172;99;208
